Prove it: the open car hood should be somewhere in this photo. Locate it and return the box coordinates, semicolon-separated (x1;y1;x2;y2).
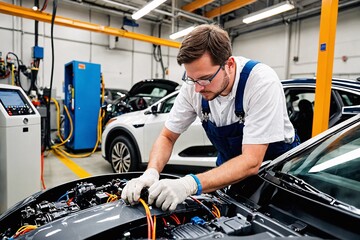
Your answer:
1;168;359;239
127;79;179;97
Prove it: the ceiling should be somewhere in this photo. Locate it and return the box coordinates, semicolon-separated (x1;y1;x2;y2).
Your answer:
63;0;359;38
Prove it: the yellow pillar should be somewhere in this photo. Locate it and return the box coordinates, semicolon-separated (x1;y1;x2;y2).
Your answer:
312;0;339;136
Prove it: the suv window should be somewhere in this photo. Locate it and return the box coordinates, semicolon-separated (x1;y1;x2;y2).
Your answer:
338;90;360;106
161;95;177;113
284;88;338;142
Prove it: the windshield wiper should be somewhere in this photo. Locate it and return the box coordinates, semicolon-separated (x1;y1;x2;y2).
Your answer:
263;171;360;214
263;171;336;204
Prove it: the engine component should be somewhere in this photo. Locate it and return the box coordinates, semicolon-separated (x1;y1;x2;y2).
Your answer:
0;173;307;239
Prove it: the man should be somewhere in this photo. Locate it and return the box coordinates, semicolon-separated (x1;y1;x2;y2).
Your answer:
121;24;299;211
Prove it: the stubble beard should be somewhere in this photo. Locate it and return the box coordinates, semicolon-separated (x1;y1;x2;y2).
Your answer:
200;74;230;101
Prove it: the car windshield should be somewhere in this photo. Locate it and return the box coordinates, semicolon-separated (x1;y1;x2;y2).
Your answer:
134;87;168;98
277;122;360;209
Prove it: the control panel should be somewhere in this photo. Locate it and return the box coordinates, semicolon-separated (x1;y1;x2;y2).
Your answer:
0;89;35;116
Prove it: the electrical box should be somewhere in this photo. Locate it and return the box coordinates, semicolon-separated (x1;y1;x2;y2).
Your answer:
64;61;101;151
32;46;44;59
0;84;41;213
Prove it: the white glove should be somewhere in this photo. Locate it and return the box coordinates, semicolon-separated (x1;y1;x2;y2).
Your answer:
148;175;198;211
121;168;159;204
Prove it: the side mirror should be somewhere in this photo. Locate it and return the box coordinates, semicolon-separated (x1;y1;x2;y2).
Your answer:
144;105;158;115
342;105;360;115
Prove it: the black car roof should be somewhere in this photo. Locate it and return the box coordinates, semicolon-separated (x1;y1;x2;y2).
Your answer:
281;78;360;91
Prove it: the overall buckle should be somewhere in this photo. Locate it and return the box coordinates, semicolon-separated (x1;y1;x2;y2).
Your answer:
201;112;209;122
236;111;245;124
238;115;245;124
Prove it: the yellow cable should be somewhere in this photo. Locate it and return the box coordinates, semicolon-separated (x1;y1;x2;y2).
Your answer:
101;74;105;105
51;97;64;142
106;193;118;202
212;204;221;218
50;76;106;158
15;225;27;233
139;198;155;239
51;105;73;149
53;108;101;158
14;225;37;237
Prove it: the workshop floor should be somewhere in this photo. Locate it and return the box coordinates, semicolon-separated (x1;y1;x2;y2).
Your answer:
43;150;113;190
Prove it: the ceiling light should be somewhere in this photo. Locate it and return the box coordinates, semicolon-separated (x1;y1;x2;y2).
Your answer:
243;1;295;24
169;26;196;40
132;0;167;20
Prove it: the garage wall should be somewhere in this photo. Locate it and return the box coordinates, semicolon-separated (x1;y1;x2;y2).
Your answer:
232;7;360;80
0;0;183;98
0;1;359;98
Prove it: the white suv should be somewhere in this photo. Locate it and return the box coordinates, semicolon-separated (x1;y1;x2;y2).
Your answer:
101;90;217;173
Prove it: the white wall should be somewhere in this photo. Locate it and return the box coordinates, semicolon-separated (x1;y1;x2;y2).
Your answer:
0;0;183;98
232;7;360;80
1;1;359;99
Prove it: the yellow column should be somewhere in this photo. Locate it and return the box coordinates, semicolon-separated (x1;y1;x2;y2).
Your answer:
312;0;339;136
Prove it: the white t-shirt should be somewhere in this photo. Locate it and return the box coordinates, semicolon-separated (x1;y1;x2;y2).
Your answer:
165;56;295;144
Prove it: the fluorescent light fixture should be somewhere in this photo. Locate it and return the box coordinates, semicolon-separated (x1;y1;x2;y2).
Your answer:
169;26;196;40
132;0;167;20
243;1;295;24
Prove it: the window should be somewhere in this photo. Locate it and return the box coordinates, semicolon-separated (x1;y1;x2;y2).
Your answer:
338;90;360;106
161;95;177;113
281;123;360;209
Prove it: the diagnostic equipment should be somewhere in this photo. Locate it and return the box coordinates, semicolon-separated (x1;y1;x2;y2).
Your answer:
0;84;41;213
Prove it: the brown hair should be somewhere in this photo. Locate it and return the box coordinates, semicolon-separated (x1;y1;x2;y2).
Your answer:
177;24;232;66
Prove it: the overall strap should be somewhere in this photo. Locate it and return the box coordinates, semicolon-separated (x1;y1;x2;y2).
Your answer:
202;98;210;114
201;98;210;122
234;60;259;121
201;59;260;121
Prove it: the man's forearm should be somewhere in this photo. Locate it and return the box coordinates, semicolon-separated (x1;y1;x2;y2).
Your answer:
147;127;180;173
147;135;173;172
197;144;268;193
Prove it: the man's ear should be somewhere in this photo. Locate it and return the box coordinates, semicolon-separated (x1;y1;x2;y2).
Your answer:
226;57;235;73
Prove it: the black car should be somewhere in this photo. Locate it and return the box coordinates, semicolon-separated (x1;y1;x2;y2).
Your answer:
282;77;360;142
1;115;359;239
102;79;179;126
103;88;129;105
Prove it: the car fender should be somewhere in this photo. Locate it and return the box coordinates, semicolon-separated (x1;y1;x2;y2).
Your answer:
103;126;142;165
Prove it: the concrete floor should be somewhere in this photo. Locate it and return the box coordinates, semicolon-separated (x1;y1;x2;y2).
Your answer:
43;150;113;190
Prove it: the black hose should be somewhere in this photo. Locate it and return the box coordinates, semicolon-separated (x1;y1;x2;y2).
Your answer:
152;23;165;78
44;0;57;150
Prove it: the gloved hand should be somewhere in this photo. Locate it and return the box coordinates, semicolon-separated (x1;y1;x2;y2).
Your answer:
148;175;198;211
121;168;159;204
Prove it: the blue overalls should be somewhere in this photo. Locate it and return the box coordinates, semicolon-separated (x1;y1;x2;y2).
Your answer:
201;60;300;166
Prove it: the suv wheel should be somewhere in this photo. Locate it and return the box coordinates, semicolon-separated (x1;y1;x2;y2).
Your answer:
109;136;137;173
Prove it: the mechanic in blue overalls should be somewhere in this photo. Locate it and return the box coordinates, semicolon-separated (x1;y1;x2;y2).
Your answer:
122;24;299;211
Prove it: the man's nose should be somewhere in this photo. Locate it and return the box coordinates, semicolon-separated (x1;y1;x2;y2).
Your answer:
194;83;205;92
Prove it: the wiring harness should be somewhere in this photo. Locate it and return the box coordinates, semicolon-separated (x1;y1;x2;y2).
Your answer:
0;175;253;240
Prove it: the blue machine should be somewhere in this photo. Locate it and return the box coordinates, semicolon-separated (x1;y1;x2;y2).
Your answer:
64;61;101;151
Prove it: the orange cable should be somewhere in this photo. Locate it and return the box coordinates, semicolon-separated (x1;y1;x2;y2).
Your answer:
152;215;156;240
40;151;46;190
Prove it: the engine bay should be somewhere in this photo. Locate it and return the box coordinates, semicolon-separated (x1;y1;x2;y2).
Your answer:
0;173;313;239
